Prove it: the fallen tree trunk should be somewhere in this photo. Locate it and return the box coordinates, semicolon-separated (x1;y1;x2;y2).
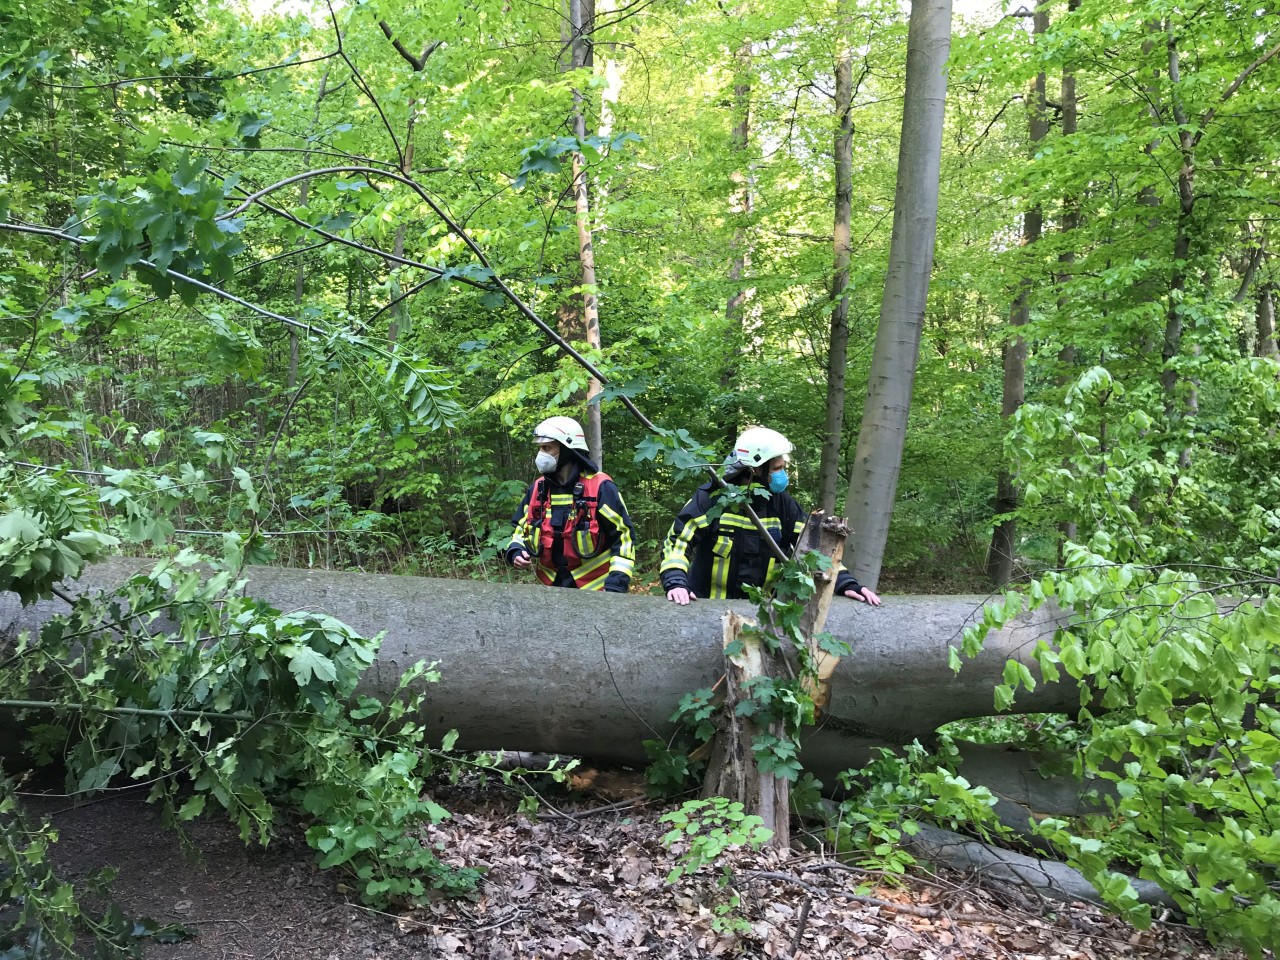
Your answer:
0;558;1077;780
904;823;1177;909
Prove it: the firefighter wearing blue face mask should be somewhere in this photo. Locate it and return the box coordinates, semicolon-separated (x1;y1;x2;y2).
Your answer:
660;426;882;606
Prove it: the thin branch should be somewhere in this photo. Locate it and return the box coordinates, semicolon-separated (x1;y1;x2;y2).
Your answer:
363;274;443;329
1197;38;1280;144
262;373;316;476
378;20;443;71
30;51;340;90
1233;243;1264;304
220;165;385;218
326;0;404;168
0;223;322;335
0;699;253;722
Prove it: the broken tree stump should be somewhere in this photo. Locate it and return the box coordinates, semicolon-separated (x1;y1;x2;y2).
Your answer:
700;512;850;851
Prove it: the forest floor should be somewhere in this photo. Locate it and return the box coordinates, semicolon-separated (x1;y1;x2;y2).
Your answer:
23;771;1261;960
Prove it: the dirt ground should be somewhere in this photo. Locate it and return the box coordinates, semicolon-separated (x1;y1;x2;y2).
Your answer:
19;776;1265;960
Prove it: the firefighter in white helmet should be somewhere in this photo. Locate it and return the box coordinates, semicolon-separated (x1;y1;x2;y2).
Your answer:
660;426;881;605
505;416;636;592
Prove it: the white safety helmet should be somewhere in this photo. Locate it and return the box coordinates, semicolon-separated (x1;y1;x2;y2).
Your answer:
533;416;589;452
730;426;792;469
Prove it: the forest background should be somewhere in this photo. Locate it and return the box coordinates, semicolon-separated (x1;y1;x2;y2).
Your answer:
5;0;1280;954
3;0;1280;590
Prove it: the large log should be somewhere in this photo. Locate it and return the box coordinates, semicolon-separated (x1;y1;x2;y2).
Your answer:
0;559;1077;780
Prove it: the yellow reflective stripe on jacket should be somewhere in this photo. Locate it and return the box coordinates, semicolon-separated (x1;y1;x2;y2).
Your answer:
511;511;536;554
534;549;612;589
708;535;733;598
660;512;710;574
574;550;613;588
764;517;806;584
598;503;635;576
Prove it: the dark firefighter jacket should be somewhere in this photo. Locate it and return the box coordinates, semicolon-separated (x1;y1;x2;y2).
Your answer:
505;452;635;593
659;481;866;601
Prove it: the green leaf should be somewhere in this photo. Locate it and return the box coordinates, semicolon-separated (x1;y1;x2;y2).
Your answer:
77;759;121;793
286;645;338;687
177;794;206;820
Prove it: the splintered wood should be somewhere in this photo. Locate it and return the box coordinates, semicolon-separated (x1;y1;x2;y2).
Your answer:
702;512;850;852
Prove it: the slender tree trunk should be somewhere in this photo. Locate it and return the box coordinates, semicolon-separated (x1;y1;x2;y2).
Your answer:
817;0;854;514
1167;30;1192;419
291;179;305;390
1056;0;1079;556
720;20;754;446
290;66;337;389
388;111;416;344
987;4;1048;586
1258;282;1278;358
593;0;625;231
568;0;604;466
843;0;952;589
1163;29;1197;469
375;26;439;344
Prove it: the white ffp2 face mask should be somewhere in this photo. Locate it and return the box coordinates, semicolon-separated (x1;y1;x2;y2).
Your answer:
535;451;558;474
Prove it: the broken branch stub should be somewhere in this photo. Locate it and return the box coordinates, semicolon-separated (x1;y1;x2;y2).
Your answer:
794;512;849;712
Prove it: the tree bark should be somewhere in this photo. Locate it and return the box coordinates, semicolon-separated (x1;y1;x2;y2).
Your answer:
817;0;855;514
702;513;847;849
1258;282;1278;358
1056;0;1079;555
843;0;952;590
291;178;305;389
986;4;1047;587
719;16;754;446
1162;28;1195;430
568;0;604;466
903;824;1176;909
1;558;1079;782
388;116;416;344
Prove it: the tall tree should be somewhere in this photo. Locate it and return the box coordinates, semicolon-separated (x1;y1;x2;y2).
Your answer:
986;3;1048;586
719;10;755;446
816;0;856;514
1056;0;1079;553
843;0;952;589
567;0;605;465
1259;280;1278;359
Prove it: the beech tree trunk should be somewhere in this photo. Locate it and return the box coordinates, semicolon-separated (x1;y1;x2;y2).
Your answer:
1;558;1079;783
986;4;1047;587
1056;2;1079;555
844;0;952;590
568;0;604;466
719;17;754;446
1258;282;1278;358
817;0;855;515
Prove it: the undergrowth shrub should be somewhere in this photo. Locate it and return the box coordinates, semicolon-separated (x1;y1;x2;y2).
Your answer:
0;543;485;954
959;541;1280;957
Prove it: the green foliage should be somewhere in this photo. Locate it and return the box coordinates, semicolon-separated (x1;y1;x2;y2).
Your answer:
1007;362;1280;575
0;546;479;911
0;466;119;604
73;153;247;303
960;548;1280;955
646;552;851;793
1;770;192;959
830;740;1004;878
659;798;772;884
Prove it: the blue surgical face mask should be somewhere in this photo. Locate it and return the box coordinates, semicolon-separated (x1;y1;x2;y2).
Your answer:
768;469;789;494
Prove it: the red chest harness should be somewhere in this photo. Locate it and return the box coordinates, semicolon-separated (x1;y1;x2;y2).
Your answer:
529;472;611;571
